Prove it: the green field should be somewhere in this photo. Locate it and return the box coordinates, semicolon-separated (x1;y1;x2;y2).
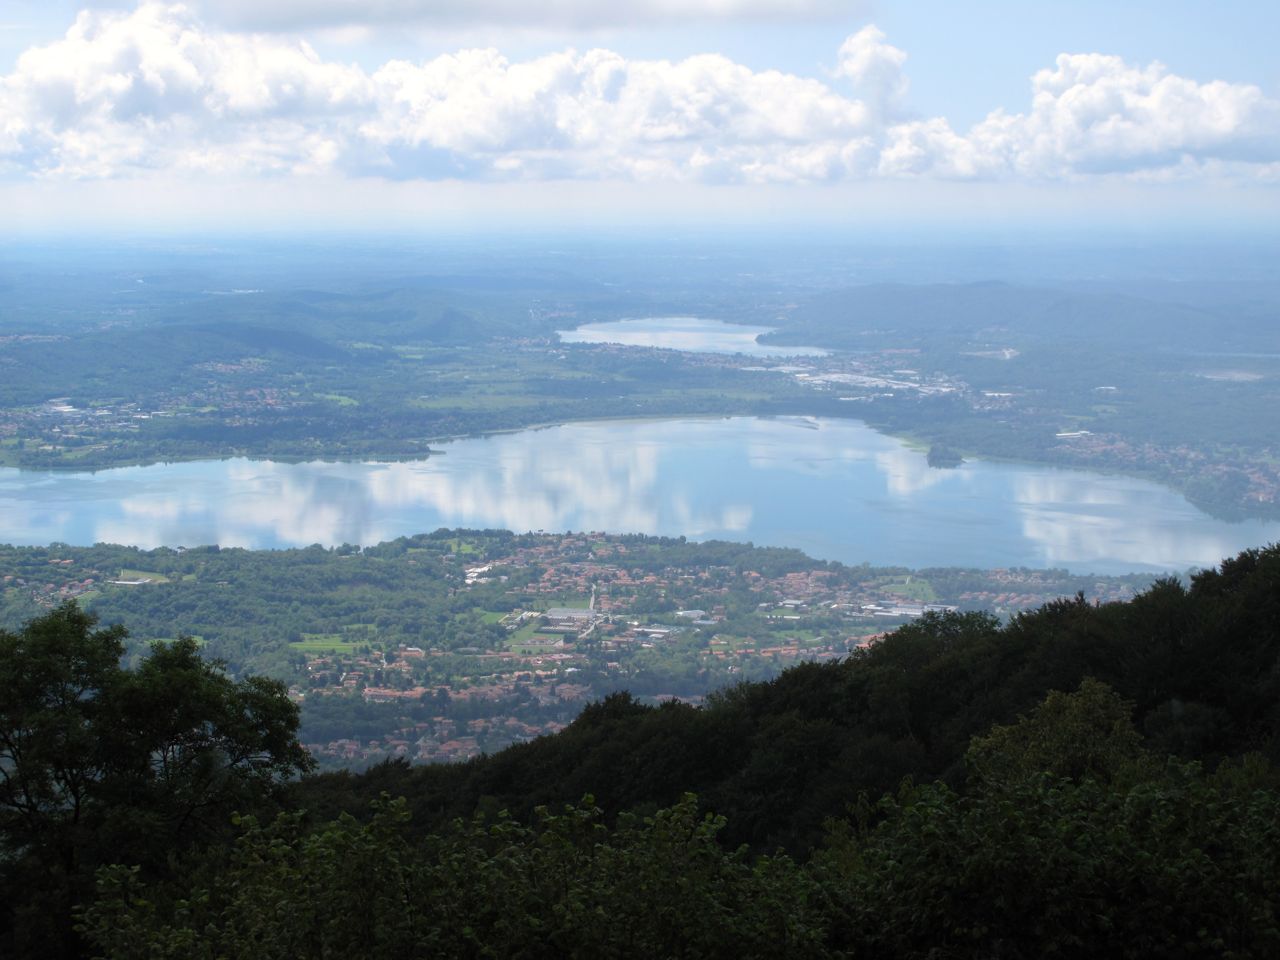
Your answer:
116;569;171;584
290;634;366;653
879;576;938;602
508;622;542;644
510;635;568;654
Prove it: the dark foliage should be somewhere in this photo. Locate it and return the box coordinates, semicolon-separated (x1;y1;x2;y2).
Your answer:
9;543;1280;958
83;682;1280;959
0;604;312;959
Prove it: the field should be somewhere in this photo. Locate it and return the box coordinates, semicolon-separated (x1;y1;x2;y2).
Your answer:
116;569;172;584
290;634;367;653
878;575;938;602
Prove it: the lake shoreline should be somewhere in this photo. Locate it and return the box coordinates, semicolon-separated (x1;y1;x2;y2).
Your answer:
2;416;1274;576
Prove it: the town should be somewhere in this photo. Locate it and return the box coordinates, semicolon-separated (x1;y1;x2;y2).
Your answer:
0;531;1149;769
278;532;1146;767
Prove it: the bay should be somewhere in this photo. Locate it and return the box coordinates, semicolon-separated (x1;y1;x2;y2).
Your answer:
0;417;1276;574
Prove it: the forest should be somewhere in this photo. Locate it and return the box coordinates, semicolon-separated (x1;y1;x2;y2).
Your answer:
3;542;1279;958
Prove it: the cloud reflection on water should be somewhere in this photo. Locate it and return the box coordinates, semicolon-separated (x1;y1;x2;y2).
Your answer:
744;417;952;496
1;417;1276;574
1012;473;1246;571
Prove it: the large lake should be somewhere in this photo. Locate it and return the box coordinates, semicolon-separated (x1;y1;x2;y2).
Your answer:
1;417;1276;575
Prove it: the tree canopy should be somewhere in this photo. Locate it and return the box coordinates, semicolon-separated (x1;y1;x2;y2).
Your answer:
0;603;312;960
81;681;1280;959
8;542;1280;957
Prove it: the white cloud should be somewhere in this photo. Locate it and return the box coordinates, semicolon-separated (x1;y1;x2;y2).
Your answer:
359;46;871;182
1;4;1277;186
0;4;370;176
833;25;908;122
190;0;858;31
965;53;1280;179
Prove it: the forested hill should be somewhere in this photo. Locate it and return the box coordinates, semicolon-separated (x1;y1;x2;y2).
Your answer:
8;544;1280;958
298;542;1280;852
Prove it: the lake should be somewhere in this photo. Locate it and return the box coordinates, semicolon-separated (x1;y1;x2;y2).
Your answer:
1;417;1275;575
557;316;827;357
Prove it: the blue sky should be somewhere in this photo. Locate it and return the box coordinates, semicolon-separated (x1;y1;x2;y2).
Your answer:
1;1;1277;232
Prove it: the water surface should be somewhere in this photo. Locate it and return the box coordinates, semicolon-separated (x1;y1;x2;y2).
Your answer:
557;317;827;357
1;417;1275;575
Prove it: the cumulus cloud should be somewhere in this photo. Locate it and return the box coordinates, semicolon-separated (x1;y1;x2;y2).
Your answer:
1015;53;1279;175
833;25;909;121
358;46;872;182
1;3;1277;185
0;4;370;176
191;0;859;31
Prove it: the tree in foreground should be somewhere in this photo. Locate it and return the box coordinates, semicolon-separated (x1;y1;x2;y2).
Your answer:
83;794;826;960
0;602;313;960
816;680;1280;958
81;679;1280;959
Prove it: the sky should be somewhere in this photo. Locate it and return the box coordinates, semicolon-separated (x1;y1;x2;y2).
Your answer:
1;1;1277;233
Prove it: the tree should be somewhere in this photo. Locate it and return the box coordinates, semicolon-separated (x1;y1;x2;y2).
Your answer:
81;794;828;960
965;677;1148;786
0;603;313;960
815;683;1280;959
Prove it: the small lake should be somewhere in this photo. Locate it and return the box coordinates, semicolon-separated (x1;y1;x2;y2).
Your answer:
557;317;827;358
1;417;1276;575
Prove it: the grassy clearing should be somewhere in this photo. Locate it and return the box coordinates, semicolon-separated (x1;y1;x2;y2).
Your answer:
508;622;542;644
290;634;366;653
117;569;171;584
64;447;116;462
773;629;823;642
411;393;542;412
510;635;567;654
317;393;359;407
880;576;937;602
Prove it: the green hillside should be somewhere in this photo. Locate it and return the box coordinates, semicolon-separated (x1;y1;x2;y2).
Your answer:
5;543;1280;958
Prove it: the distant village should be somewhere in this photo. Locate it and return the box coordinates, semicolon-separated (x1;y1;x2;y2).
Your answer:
284;533;1146;767
0;529;1151;770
